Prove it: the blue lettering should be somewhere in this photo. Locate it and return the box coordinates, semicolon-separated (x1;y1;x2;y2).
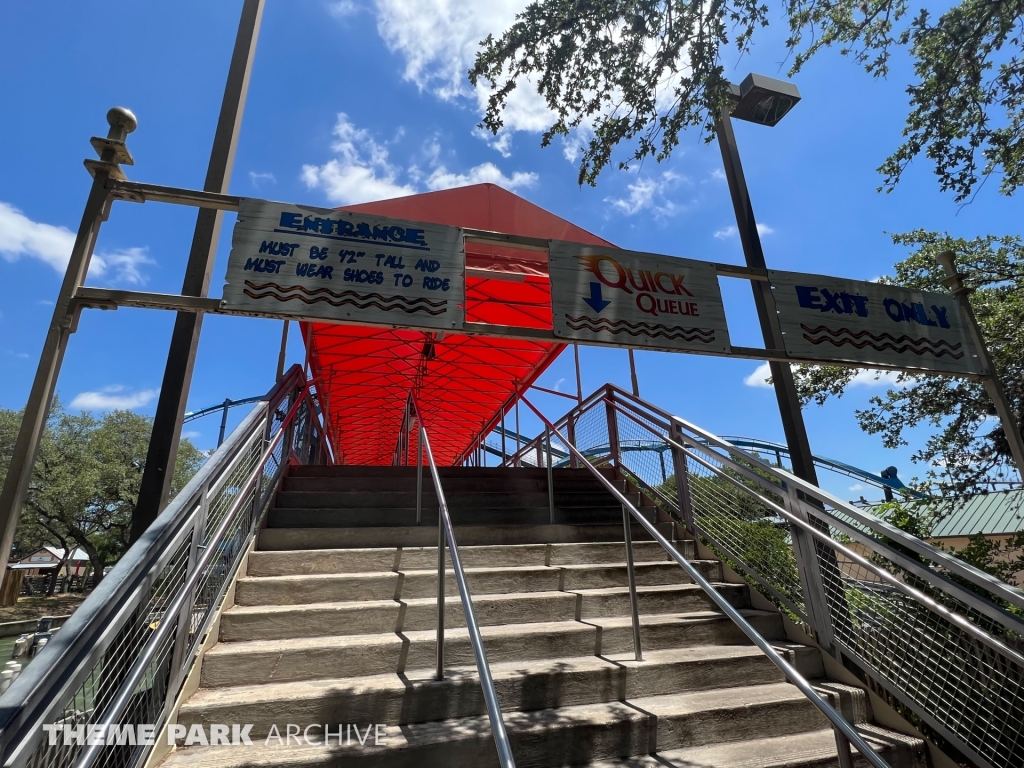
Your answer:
884;298;904;321
932;305;951;329
796;286;822;310
279;212;301;229
405;228;426;246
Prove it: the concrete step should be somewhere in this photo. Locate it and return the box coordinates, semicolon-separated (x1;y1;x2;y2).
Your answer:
160;681;841;767
257;522;679;551
274;490;637;510
179;644;824;737
200;610;784;687
220;583;746;641
265;506;657;529
579;725;927;768
233;561;721;606
246;541;694;577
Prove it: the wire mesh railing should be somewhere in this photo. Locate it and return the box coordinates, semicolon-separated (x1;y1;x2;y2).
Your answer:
507;383;1024;768
0;365;331;768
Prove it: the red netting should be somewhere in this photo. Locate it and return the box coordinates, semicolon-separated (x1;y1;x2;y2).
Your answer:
303;184;611;465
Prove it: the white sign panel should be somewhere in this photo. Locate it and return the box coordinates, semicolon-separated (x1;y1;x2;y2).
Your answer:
769;270;983;375
548;241;731;352
222;199;464;330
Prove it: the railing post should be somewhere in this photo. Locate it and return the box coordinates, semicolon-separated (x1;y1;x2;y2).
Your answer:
163;479;209;714
416;424;423;526
500;405;507;466
605;391;620;467
622;501;643;661
834;727;855;768
436;492;445;681
783;486;839;654
668;422;695;534
546;428;555;525
567;411;578;469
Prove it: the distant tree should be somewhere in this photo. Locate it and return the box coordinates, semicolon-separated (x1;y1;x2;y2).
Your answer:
471;0;1024;201
0;401;206;589
791;231;1024;495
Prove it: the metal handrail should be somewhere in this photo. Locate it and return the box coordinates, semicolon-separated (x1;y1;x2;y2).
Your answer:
405;393;516;768
519;393;890;768
0;365;330;768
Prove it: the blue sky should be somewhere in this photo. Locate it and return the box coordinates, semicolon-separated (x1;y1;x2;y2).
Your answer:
1;1;1019;501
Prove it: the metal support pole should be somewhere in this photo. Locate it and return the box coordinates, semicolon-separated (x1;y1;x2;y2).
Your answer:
546;428;555;524
416;426;424;525
574;344;583;405
436;499;445;681
276;319;289;382
668;422;695;532
567;413;578;469
936;250;1024;477
622;501;643;661
834;727;856;768
515;399;521;466
716;106;846;651
131;0;265;544
628;349;640;396
605;392;621;467
217;398;231;447
0;108;136;577
501;406;507;466
714;108;818;486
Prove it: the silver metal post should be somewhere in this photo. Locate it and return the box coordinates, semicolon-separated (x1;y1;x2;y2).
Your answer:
0;107;136;577
668;421;695;533
574;343;583;405
417;425;424;525
501;405;507;465
546;428;555;524
217;398;231;447
515;399;521;466
437;499;445;680
622;501;643;661
628;348;639;396
936;250;1024;477
132;0;265;543
834;727;855;768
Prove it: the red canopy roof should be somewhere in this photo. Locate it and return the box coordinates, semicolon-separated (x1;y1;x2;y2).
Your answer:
302;183;611;465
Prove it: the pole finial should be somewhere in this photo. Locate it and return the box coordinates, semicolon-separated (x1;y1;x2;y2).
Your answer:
106;107;138;141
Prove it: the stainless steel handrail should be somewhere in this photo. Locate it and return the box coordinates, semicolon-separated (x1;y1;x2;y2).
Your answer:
519;394;891;768
406;393;516;768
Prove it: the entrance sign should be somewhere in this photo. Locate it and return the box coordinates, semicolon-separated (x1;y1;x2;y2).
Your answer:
769;270;983;375
548;241;731;353
222;199;465;330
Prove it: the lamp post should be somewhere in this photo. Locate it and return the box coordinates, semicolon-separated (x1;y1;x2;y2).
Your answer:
714;74;817;485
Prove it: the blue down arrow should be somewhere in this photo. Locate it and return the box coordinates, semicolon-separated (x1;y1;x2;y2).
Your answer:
583;282;610;312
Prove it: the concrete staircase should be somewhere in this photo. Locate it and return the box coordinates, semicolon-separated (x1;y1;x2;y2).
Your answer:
160;466;927;768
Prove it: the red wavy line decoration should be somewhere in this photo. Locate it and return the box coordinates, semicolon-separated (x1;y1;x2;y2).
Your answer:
800;324;963;359
242;281;449;315
565;315;716;343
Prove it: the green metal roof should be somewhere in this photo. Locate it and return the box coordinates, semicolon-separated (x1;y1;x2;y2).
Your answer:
928;488;1024;538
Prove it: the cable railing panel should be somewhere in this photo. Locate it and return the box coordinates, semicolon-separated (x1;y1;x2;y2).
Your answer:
0;366;331;768
499;382;1024;768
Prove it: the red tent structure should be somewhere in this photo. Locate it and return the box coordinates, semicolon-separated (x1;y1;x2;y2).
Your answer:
301;183;612;465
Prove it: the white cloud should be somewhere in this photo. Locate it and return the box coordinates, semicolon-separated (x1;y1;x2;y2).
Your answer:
303;113;536;204
70;385;158;411
425;162;536;192
849;483;864;492
714;223;774;239
743;362;773;389
848;369;905;388
328;0;361;17
181;430;202;439
249;171;276;187
709;169;726;181
0;202;153;284
605;171;685;217
301;113;416;205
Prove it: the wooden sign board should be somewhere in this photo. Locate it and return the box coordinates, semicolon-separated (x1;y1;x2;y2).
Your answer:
769;270;983;375
222;199;464;330
548;241;731;353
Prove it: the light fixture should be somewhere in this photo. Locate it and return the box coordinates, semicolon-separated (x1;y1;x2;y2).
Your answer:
730;73;801;127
